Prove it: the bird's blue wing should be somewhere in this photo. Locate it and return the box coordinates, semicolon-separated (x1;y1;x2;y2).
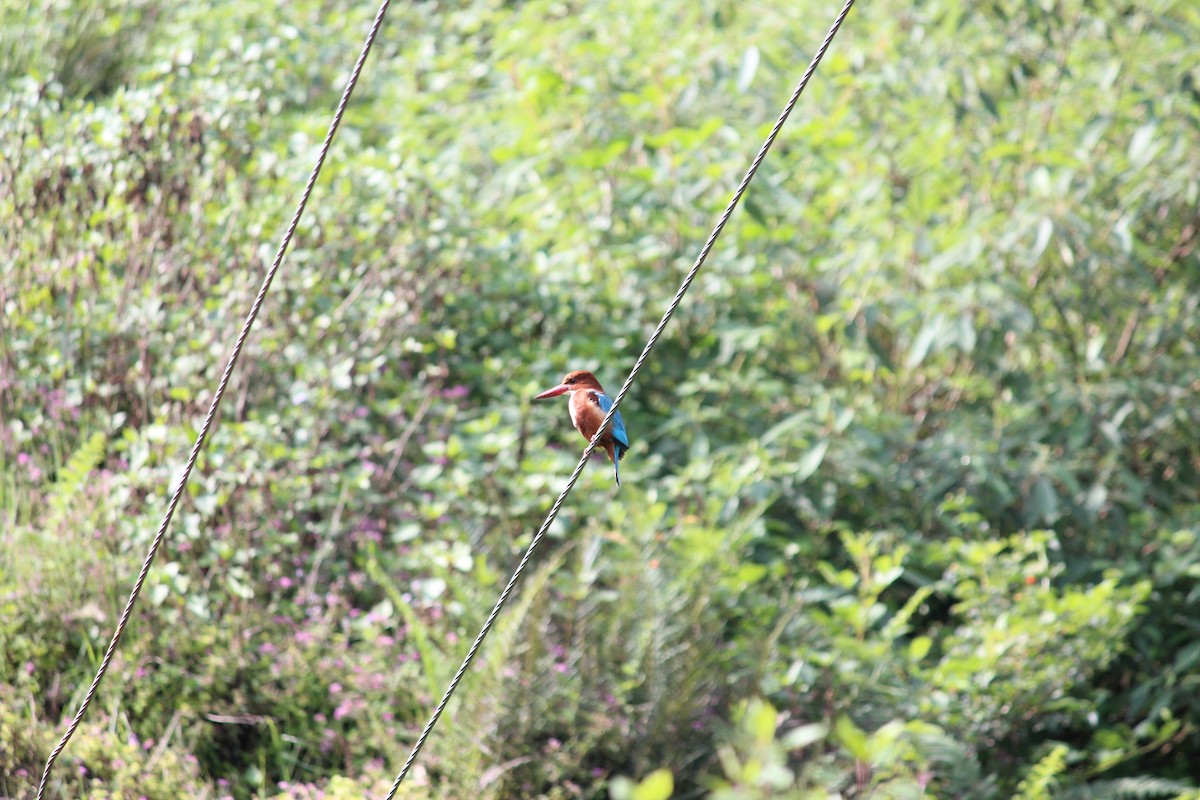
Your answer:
595;392;630;451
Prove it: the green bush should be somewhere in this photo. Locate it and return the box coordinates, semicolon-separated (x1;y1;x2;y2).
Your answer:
0;685;209;799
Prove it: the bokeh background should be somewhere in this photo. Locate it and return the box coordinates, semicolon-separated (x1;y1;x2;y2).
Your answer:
3;0;1200;797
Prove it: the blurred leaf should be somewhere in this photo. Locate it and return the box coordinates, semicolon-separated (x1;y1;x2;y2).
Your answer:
794;440;829;482
633;769;674;800
737;46;760;92
835;716;870;762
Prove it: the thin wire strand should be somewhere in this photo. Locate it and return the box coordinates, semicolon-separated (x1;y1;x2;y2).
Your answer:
383;1;856;796
35;2;394;796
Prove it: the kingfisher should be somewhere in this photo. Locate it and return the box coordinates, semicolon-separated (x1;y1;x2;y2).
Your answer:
534;370;630;486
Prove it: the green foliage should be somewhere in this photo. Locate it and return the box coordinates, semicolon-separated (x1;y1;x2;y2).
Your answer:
610;769;675;800
708;698;954;798
1016;744;1070;800
3;0;1200;796
0;685;208;799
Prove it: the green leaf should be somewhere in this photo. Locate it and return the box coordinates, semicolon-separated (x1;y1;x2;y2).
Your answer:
737;45;760;92
906;314;946;367
795;440;829;482
631;769;674;800
1032;216;1054;260
747;699;778;744
835;716;870;762
781;722;829;750
909;636;933;661
1128;122;1157;165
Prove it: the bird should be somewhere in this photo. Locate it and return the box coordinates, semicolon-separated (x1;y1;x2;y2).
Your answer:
533;370;630;486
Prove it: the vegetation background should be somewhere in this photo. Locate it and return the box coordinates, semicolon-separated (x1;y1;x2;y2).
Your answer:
3;0;1199;797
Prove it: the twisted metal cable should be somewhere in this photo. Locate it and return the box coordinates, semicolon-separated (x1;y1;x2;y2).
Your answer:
35;1;394;796
383;1;857;795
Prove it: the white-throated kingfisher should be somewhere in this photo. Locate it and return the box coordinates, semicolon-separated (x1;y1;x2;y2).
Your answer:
534;370;630;486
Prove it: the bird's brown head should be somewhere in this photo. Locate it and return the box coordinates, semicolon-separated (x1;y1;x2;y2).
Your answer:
534;370;604;399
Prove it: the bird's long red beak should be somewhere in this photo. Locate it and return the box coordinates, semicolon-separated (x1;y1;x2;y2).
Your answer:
534;383;570;400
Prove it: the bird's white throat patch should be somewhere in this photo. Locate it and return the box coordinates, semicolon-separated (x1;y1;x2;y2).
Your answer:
567;390;579;427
